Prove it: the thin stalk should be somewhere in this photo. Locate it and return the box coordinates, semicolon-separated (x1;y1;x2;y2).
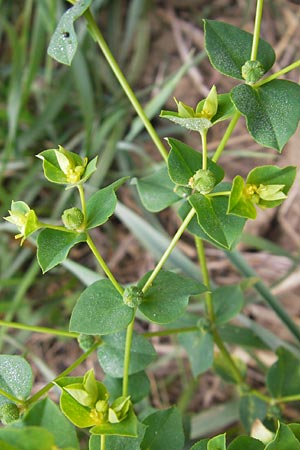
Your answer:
226;250;300;344
122;311;136;397
201;130;208;170
143;326;198;338
101;434;106;450
142;208;196;294
0;320;78;338
26;341;100;406
78;184;87;223
83;9;168;162
212;112;240;162
195;237;213;320
254;60;300;88
195;237;244;384
86;234;124;296
0;388;23;405
251;0;264;61
207;191;231;198
38;222;75;233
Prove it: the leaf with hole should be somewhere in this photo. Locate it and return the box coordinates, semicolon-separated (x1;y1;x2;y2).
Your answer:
47;0;93;65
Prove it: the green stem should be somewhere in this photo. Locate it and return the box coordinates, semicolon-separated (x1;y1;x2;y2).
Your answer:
251;0;264;61
26;341;100;407
207;191;231;198
273;393;300;405
78;184;87;223
86;234;124;296
101;434;106;450
122;311;136;397
83;9;168;162
226;250;300;343
143;326;198;338
212;111;241;163
195;237;213;320
195;237;244;385
38;222;74;233
201;130;208;170
0;320;78;338
142;208;196;294
0;388;24;405
254;60;300;88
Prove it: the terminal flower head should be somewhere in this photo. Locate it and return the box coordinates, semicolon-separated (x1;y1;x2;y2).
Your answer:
4;201;41;245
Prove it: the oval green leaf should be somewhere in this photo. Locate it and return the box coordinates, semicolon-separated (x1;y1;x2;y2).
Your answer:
266;347;300;398
204;20;275;80
178;329;214;377
231;80;300;151
70;280;133;335
239;395;268;433
265;422;300;450
213;285;244;325
0;355;33;406
228;436;264;450
37;229;87;273
138;270;208;324
0;427;55;450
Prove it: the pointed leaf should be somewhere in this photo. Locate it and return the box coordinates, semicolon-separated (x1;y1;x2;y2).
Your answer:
207;433;226;450
141;407;185;450
167;138;224;187
189;192;245;249
179;328;214;377
0;356;33;406
86;178;128;229
23;398;79;449
228;175;257;219
138;270;207;324
204;20;275;80
231;80;300;151
266;347;300;398
213;285;244;324
47;0;93;65
104;371;150;404
37;229;87;273
190;440;209;450
265;422;300;450
97;331;156;378
136;166;180;212
70;280;133;335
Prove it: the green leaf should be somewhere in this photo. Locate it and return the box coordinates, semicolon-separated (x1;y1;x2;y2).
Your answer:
239;395;268;433
265;422;300;450
266;347;300;398
90;407;138;437
0;427;56;450
207;433;226;450
213;285;244;324
231;80;300;151
89;422;147;450
178;328;214;377
70;279;133;335
47;0;93;65
288;423;300;442
228;436;264;450
86;178;128;229
136;166;180;212
141;407;185;450
138;270;207;324
247;165;296;197
190;440;209;450
97;331;156;377
228;175;257;219
196;93;236;124
160;112;212;133
23;398;79;449
104;371;150;404
204;20;275;80
59;388;96;428
0;356;33;406
218;324;267;349
189;192;245;249
167;138;224;187
37;229;87;273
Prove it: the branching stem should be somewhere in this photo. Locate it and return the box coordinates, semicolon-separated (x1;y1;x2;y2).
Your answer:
251;0;264;61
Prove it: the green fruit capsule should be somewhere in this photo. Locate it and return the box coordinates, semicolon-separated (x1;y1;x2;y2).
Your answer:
189;169;216;194
62;207;84;231
242;60;264;84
